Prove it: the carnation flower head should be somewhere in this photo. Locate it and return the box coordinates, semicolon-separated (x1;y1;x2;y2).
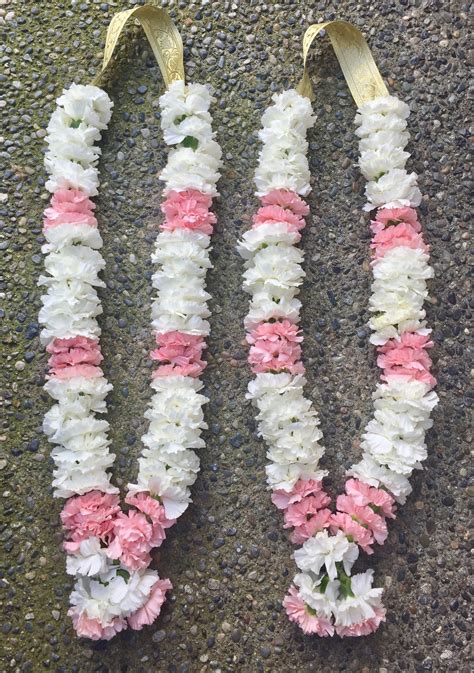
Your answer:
283;585;334;636
125;492;175;548
283;492;331;528
127;577;172;630
271;478;326;510
151;330;207;378
336;494;388;546
260;189;309;216
372;206;420;232
161;189;216;235
61;491;120;543
344;478;396;519
106;510;154;571
290;508;333;544
370;221;428;259
247;320;304;374
252;205;306;232
330;512;375;554
43;188;97;229
68;608;125;641
47;336;103;374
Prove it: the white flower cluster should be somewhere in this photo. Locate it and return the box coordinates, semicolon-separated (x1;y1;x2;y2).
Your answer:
247;373;327;491
40;85;116;499
369;246;434;345
254;90;315;197
130;376;208;519
43;375;117;498
295;568;384;632
159;80;222;196
70;566;160;628
133;81;222;519
45;84;113;196
293;533;383;630
151;229;212;335
242;242;305;329
355;95;422;211
349;377;438;503
38;246;105;345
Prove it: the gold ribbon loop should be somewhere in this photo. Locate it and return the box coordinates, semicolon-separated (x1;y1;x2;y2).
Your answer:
297;21;388;106
92;5;184;88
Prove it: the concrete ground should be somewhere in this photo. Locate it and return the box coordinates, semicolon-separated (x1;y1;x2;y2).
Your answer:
0;0;471;671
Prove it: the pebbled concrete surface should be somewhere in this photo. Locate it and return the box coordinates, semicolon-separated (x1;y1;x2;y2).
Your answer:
0;1;472;671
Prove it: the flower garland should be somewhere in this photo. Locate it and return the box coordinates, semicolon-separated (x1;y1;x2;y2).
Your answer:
238;90;438;637
40;81;221;640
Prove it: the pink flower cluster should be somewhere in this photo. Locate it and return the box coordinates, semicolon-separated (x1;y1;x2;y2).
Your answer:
43;188;97;229
274;478;396;553
377;332;436;389
331;478;396;554
247;320;304;374
370;206;427;260
272;479;331;544
151;331;207;378
161;189;216;235
253;189;309;234
47;336;103;379
61;490;175;570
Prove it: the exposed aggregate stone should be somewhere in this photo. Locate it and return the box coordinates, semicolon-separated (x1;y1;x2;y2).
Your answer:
0;1;472;672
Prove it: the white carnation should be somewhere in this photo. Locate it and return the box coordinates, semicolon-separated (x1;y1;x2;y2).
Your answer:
237;223;300;258
294;530;359;581
66;537;110;577
333;569;384;629
42;223;103;253
57;83;113;130
294;572;340;618
243;244;304;293
359;146;410;181
364;168;422;210
45;157;99;196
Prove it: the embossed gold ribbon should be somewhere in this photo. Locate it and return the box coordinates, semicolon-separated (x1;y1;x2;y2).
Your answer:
92;5;184;88
297;21;388;106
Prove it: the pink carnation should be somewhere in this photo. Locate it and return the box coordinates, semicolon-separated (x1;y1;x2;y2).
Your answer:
127;577;173;630
371;222;428;259
290;509;333;544
335;606;386;637
372;206;420;232
271;479;325;510
161;189;216;235
261;189;309;216
48;364;103;379
69;608;125;640
283;586;334;636
125;492;175;548
47;336;103;374
344;479;396;519
61;491;120;543
247;320;304;374
377;333;436;389
284;493;331;528
151;331;206;378
43;188;97;229
252;205;306;232
106;510;154;571
336;495;388;546
330;512;375;554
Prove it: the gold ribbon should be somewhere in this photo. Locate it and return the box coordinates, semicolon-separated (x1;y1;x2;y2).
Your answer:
297;20;388;106
92;5;184;88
